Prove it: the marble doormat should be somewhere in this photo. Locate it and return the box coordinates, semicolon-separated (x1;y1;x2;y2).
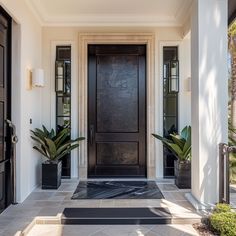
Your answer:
71;181;164;199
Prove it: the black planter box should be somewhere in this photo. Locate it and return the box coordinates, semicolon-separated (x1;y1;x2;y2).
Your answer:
42;161;62;189
174;160;191;189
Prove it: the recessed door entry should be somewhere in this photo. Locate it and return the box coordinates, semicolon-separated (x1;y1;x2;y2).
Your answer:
0;7;12;213
88;45;146;177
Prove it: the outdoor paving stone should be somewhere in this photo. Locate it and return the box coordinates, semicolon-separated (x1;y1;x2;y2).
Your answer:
162;192;187;201
63;225;107;236
38;206;65;216
150;224;198;236
158;184;179;192
90;231;110;236
26;192;54;201
33;200;63;207
99;225;151;236
1;219;32;236
61;199;101;208
99;199;115;207
26;224;63;236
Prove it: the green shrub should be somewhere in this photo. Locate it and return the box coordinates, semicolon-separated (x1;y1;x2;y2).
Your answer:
210;212;236;236
210;204;236;236
214;203;232;213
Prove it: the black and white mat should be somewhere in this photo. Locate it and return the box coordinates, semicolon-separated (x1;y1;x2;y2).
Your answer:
62;207;171;224
71;181;164;199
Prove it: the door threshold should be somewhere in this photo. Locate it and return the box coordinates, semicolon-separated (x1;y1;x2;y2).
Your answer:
85;178;149;181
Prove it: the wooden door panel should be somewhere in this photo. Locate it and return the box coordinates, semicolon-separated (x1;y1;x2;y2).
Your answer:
96;142;138;165
97;55;138;133
88;45;146;177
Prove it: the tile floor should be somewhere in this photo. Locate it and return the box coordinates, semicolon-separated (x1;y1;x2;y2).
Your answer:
26;224;199;236
0;179;205;236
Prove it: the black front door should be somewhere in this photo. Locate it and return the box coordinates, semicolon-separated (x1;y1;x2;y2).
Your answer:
0;7;12;213
88;45;146;177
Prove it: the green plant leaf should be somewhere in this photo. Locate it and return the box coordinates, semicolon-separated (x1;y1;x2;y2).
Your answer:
180;126;188;140
152;134;173;144
42;125;50;136
165;143;184;160
45;138;57;159
72;137;85;142
170;134;185;150
56;140;78;155
33;146;48;158
54;129;69;146
35;128;47;138
31;130;46;140
152;126;191;161
31;124;85;161
183;146;191;160
49;129;55;139
30;136;46;146
56;144;80;160
183;129;191;154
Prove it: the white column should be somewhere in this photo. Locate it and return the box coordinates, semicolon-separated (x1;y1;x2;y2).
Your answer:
190;0;228;207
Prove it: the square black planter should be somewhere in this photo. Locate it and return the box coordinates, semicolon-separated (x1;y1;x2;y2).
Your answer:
174;160;191;189
42;161;62;189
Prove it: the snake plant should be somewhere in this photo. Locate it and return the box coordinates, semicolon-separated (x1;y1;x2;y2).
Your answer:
152;126;191;161
31;125;85;161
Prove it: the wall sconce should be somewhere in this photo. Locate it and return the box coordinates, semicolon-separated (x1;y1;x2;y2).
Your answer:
168;60;179;93
26;68;44;90
32;68;44;87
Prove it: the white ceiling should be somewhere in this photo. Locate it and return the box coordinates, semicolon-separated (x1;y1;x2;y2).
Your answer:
25;0;193;26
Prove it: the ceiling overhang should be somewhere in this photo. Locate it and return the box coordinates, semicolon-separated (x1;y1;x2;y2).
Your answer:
24;0;193;27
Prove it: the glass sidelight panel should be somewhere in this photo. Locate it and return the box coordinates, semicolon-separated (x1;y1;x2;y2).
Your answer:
163;46;178;177
55;46;71;178
57;117;70;127
57;97;71;116
163;97;177;116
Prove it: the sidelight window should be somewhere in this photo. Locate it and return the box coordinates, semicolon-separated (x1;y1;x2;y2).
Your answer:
55;46;71;178
163;46;179;177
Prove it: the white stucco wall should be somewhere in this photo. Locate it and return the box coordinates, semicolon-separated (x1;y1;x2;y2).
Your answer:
179;34;191;130
42;26;192;179
0;0;42;202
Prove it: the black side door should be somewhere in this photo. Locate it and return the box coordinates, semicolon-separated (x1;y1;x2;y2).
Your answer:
0;7;12;213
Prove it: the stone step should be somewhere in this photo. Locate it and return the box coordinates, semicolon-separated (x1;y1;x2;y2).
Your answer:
61;207;171;225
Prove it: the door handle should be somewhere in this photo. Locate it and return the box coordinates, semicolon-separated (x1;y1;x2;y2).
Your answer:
90;125;94;145
5;119;18;204
5;119;18;144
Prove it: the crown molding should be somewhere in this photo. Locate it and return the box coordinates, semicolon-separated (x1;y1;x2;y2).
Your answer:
24;0;45;25
42;14;182;27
